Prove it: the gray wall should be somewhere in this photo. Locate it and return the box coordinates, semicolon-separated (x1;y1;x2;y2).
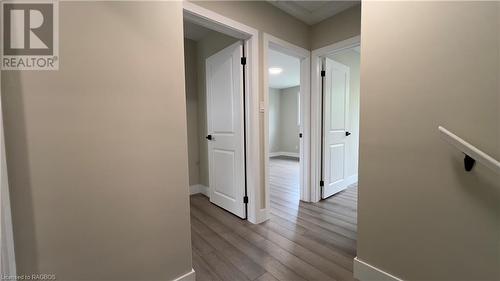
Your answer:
268;88;281;153
268;86;300;156
329;50;360;179
184;39;200;186
278;86;300;155
358;2;500;280
1;2;192;280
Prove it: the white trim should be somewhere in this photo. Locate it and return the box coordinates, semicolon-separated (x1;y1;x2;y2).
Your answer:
189;184;209;197
183;2;261;224
0;59;16;277
172;268;196;281
269;152;300;158
263;33;311;213
310;35;361;202
354;257;404;281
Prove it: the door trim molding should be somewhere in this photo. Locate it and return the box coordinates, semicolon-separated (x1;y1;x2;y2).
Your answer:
310;35;360;202
354;257;404;281
183;2;262;223
263;33;311;219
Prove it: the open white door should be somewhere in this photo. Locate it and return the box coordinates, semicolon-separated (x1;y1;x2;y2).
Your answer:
206;41;246;218
322;58;351;198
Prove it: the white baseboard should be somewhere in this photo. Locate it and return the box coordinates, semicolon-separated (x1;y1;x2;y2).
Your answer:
190;184;209;196
345;174;358;187
254;208;270;224
172;268;195;281
354;257;403;281
269;151;299;158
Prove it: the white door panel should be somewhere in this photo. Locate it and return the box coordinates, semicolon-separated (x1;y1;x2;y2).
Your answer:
322;58;350;198
206;41;246;218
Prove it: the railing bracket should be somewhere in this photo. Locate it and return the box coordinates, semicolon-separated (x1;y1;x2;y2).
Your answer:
464;155;475;172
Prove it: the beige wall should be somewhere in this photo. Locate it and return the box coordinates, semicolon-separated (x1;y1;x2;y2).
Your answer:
193;1;310;50
310;4;361;50
358;2;500;280
184;39;200;186
329;50;360;179
1;2;192;280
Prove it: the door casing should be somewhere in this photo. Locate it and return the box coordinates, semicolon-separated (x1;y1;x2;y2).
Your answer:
311;36;361;203
183;2;264;223
263;33;311;216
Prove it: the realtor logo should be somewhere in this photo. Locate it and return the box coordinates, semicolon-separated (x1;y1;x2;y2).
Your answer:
1;1;58;70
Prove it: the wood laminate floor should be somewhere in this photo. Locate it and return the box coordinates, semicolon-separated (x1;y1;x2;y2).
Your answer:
190;157;358;281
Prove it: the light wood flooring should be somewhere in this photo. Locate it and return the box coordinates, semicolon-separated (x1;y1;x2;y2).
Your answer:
190;156;358;281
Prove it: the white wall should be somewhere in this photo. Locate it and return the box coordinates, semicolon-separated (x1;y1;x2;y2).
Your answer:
329;50;360;179
358;2;500;280
268;86;300;156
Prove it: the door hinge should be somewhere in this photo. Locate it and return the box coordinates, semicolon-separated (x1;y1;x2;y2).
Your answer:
320;180;324;187
299;133;303;138
321;70;325;77
243;196;248;204
241;57;247;65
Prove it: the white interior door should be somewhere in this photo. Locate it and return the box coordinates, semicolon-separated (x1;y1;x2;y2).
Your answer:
322;58;351;198
206;41;246;218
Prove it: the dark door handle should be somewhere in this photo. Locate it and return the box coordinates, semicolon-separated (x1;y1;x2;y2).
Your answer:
299;133;303;138
206;135;213;140
345;131;351;136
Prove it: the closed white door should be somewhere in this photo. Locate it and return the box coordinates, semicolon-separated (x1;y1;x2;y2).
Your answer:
206;41;246;218
322;58;351;198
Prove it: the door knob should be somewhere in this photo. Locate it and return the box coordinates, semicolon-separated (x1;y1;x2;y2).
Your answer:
345;131;351;136
206;135;213;140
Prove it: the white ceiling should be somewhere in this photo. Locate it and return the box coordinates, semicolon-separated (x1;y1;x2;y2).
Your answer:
268;48;300;89
268;1;360;25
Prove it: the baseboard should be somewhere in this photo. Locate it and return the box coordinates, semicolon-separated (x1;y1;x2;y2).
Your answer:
345;174;358;187
190;184;209;196
269;151;299;158
354;257;403;281
172;268;195;281
255;208;270;224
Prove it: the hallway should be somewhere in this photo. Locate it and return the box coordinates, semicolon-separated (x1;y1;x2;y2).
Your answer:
190;157;358;281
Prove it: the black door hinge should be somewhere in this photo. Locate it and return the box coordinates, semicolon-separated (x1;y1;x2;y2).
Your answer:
241;57;247;65
243;196;248;203
321;70;325;77
319;180;324;187
299;133;303;138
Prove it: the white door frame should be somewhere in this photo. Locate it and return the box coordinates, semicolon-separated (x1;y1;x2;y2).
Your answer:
263;33;311;215
311;36;360;202
183;3;263;223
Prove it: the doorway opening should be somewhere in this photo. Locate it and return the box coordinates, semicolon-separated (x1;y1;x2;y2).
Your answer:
182;3;262;223
268;49;301;205
311;36;361;202
263;34;311;220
